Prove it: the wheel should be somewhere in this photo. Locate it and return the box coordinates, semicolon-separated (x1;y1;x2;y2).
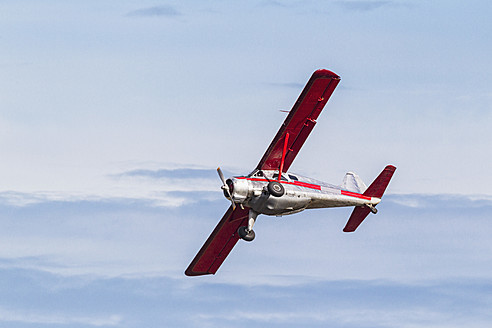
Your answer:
238;226;255;242
366;204;378;214
267;181;285;197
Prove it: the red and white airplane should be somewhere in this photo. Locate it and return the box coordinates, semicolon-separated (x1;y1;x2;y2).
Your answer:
185;69;396;276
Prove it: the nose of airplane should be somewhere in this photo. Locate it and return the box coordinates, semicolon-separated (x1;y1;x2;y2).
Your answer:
229;178;250;203
223;179;234;199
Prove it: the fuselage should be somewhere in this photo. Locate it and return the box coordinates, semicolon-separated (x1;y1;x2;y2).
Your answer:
226;170;380;216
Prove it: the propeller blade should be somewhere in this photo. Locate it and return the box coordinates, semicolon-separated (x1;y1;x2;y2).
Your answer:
217;167;226;185
217;167;236;210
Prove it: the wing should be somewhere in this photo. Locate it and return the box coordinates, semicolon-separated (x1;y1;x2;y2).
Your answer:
185;206;249;276
256;69;340;172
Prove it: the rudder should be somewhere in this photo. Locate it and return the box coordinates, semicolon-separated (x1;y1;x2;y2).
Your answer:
362;165;396;198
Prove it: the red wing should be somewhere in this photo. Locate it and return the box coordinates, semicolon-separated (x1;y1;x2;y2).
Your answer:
256;69;340;172
185;206;249;276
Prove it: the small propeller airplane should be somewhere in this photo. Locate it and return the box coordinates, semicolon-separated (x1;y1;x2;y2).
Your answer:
185;69;396;276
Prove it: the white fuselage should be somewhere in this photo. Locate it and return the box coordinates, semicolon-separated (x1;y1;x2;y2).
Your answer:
227;170;380;216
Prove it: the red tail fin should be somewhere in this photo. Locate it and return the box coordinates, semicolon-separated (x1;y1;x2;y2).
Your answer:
363;165;396;198
343;165;396;232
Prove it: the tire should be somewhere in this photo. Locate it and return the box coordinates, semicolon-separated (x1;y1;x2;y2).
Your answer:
238;226;255;242
267;181;285;197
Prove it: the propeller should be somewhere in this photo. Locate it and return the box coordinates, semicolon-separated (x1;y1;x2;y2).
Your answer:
217;167;236;210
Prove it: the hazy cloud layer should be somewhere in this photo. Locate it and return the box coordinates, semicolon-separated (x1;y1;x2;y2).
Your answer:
1;192;491;282
335;0;392;12
118;168;219;180
0;166;226;208
126;5;181;17
268;82;305;89
1;267;491;328
1;189;492;326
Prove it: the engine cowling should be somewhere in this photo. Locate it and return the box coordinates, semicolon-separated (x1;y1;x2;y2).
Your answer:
224;178;252;203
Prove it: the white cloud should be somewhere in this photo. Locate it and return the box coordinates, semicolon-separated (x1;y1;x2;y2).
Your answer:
195;308;452;327
0;165;223;208
0;192;490;286
126;5;181;17
335;0;392;12
0;307;121;326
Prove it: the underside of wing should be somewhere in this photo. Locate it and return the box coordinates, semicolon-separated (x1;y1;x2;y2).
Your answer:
256;69;340;172
185;206;249;276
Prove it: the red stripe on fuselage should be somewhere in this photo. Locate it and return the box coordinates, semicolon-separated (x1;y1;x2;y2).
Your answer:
341;190;371;200
237;177;321;191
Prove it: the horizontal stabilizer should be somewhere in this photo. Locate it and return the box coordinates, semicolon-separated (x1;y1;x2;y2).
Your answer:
343;206;371;232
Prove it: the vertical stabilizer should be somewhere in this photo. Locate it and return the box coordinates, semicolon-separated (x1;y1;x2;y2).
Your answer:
362;165;396;198
342;172;367;194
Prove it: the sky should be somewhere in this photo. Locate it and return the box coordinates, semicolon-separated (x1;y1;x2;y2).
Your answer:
0;0;491;327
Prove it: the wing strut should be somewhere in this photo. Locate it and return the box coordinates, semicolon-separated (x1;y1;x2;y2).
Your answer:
278;132;290;181
256;69;340;172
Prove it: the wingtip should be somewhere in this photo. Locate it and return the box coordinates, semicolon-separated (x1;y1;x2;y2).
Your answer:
185;268;213;277
385;165;397;172
313;68;340;79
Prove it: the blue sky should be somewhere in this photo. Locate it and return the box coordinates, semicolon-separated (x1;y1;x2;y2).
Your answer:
1;0;492;327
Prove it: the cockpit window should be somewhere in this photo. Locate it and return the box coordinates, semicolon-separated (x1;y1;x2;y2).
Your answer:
288;174;298;181
272;173;288;181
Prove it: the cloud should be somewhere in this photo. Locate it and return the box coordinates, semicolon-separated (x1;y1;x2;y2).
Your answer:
1;191;492;326
387;193;492;209
268;82;304;89
0;307;121;326
187;279;492;327
335;0;392;12
1;266;491;328
118;168;218;180
1;192;490;284
257;0;289;8
0;165;227;208
0;193;228;278
0;190;195;208
126;5;181;17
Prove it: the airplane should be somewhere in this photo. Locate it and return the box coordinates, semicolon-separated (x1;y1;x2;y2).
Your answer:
185;69;396;276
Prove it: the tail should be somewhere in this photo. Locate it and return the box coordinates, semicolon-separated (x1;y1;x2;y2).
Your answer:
343;165;396;232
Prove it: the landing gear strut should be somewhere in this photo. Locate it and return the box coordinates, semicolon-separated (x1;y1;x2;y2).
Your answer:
238;209;258;242
365;204;378;214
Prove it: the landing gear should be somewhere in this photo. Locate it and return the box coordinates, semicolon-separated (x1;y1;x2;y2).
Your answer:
365;204;378;214
238;209;259;242
238;226;255;241
267;181;285;197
